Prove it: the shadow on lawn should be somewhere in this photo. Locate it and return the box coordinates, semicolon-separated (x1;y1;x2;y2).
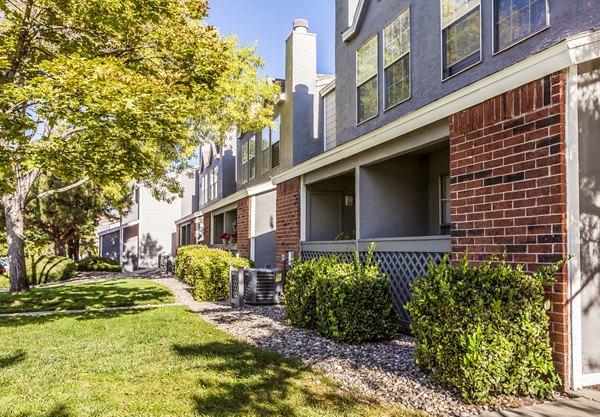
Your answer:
173;341;364;417
0;350;26;369
0;281;173;314
15;404;72;417
0;308;151;328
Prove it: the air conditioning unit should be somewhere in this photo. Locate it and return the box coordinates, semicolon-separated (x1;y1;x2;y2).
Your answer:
243;268;283;305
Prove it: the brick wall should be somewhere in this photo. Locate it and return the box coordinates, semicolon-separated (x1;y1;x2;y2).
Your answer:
237;198;251;259
203;212;211;245
449;72;569;387
276;177;301;269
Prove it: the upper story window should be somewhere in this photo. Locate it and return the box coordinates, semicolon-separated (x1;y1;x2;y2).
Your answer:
271;116;280;169
384;8;411;110
261;126;270;174
356;35;378;124
241;135;256;184
210;165;218;201
200;175;207;205
494;0;548;52
441;0;481;80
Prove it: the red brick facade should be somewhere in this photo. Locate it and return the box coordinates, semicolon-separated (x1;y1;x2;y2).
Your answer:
237;198;251;259
276;177;301;269
449;72;569;387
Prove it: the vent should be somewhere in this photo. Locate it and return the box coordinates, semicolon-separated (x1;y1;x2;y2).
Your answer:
243;268;284;305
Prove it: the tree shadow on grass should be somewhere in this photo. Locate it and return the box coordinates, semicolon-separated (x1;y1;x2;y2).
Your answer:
15;404;72;417
173;341;367;417
0;350;26;369
0;280;173;314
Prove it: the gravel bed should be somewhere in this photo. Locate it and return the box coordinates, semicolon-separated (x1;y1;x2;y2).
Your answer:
151;277;555;417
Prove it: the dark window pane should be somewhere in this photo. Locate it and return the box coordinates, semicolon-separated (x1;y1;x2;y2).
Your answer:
271;142;280;168
385;54;410;109
443;7;480;78
357;76;378;124
495;0;548;51
249;158;256;180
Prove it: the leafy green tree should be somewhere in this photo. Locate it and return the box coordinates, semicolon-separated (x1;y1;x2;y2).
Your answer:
0;0;279;293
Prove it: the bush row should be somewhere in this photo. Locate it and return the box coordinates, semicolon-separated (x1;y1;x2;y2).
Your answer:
175;245;251;301
284;249;397;343
76;256;121;272
406;256;563;403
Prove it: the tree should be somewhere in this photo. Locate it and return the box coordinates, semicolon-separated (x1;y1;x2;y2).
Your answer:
0;0;279;293
26;176;129;260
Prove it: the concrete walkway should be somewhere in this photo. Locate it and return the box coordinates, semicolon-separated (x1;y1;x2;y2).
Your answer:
477;397;600;416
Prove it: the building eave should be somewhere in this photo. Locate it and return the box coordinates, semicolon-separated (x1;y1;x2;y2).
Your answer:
274;31;600;185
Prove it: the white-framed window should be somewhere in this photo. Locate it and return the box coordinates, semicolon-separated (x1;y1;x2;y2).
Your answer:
200;175;207;206
241;135;256;184
271;116;280;169
261;126;270;174
441;0;481;79
440;174;451;235
494;0;548;52
210;165;218;201
384;8;411;110
356;35;378;124
179;223;191;247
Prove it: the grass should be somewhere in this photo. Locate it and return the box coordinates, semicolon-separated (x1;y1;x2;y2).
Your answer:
0;275;8;289
0;306;424;417
0;279;175;313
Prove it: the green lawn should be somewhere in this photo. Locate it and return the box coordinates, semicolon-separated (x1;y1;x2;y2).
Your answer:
0;306;423;417
0;275;8;289
0;279;174;313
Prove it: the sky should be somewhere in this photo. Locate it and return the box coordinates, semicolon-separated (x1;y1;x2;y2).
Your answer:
205;0;336;79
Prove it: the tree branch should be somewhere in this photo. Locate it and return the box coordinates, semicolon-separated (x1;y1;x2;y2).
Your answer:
27;177;89;203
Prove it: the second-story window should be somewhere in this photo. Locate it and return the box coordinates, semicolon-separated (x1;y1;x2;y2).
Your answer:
441;0;481;79
261;126;270;174
200;175;207;205
356;35;378;124
384;8;411;110
494;0;548;52
241;135;256;184
271;116;280;169
210;165;218;201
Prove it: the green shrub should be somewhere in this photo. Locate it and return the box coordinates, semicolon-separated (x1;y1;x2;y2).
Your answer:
285;247;397;343
77;256;121;272
284;257;332;328
27;255;78;285
175;245;251;302
406;256;564;403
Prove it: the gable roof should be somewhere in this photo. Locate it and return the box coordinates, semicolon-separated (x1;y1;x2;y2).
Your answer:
342;0;369;43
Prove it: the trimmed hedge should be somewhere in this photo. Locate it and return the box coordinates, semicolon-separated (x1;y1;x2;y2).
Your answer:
77;256;121;272
406;256;563;403
284;250;397;343
175;245;251;302
27;255;78;285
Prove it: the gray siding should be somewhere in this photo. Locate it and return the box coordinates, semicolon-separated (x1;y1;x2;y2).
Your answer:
324;90;337;151
335;0;599;146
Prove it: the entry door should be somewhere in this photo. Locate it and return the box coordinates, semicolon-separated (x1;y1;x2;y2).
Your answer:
308;192;342;241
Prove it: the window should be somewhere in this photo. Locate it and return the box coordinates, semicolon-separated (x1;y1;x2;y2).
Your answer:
241;136;256;183
210;165;218;201
440;175;451;235
494;0;548;52
384;9;411;110
356;35;378;124
200;175;207;205
441;0;481;79
271;116;280;169
179;224;191;247
261;126;270;174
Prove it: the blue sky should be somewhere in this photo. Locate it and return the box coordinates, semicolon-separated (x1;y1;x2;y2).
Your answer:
206;0;336;79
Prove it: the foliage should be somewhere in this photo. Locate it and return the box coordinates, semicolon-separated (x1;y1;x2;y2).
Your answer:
0;0;279;291
283;258;330;328
175;245;251;302
406;256;564;403
0;306;424;417
27;255;77;285
26;177;129;259
284;247;397;343
0;279;173;314
76;256;121;272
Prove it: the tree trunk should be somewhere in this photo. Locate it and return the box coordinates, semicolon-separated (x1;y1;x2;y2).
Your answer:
54;238;66;257
4;195;29;293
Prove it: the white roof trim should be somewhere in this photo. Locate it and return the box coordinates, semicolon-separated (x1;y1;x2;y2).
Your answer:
200;181;276;214
97;220;140;237
175;211;203;226
320;79;336;97
273;30;600;185
342;0;368;43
